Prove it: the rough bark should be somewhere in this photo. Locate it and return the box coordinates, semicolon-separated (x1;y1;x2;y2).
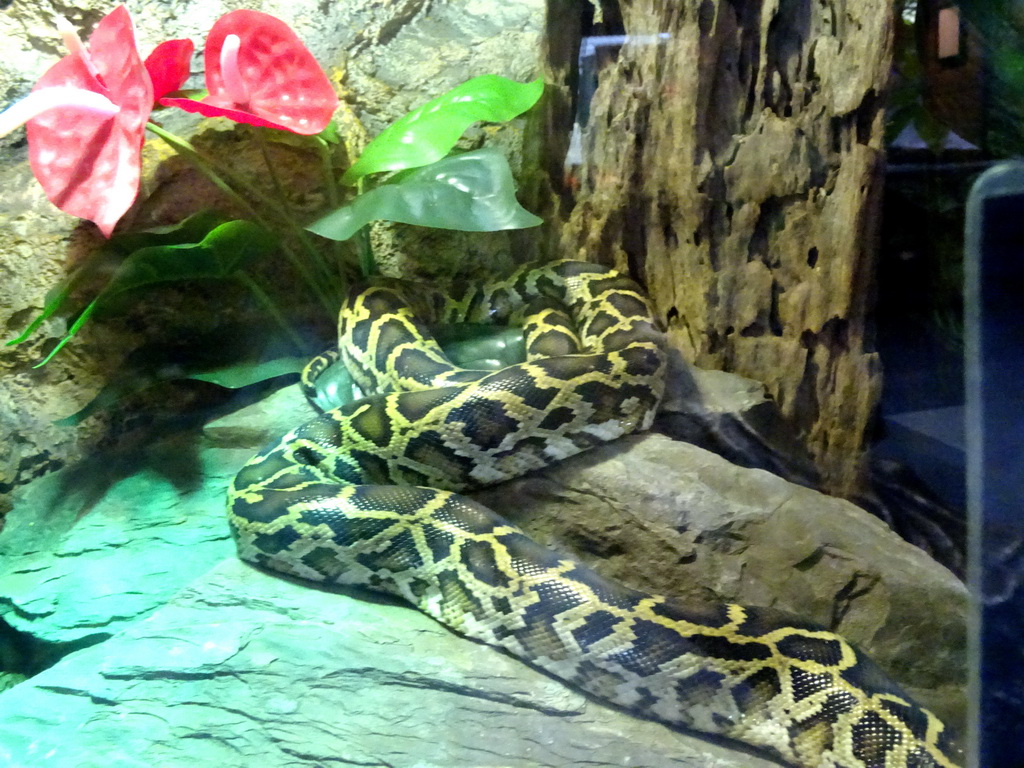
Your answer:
557;0;893;495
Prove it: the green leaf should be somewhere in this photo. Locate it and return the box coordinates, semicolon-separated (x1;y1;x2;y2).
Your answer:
257;119;341;149
54;327;308;425
914;109;951;154
25;220;278;366
342;75;544;185
319;119;341;145
885;103;917;147
6;210;231;350
96;220;278;309
104;209;230;256
6;283;75;346
55;354;304;426
188;356;307;388
34;298;99;367
308;148;542;241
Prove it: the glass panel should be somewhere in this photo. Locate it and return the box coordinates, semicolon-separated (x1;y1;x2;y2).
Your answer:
965;161;1024;768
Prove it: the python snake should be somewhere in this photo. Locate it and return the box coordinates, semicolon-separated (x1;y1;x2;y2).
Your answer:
228;260;962;768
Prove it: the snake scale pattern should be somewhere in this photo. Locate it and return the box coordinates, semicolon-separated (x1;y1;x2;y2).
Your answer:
228;260;962;768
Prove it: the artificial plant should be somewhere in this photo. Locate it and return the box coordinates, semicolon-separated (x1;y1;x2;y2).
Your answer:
1;6;543;416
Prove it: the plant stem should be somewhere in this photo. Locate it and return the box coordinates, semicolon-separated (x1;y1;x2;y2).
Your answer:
357;226;375;277
314;135;346;276
355;178;377;277
234;271;309;354
146;121;259;218
315;136;340;209
146;121;337;315
252;128;340;295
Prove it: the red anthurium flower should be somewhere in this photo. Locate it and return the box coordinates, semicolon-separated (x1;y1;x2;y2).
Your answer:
145;38;195;101
161;10;338;135
23;6;153;237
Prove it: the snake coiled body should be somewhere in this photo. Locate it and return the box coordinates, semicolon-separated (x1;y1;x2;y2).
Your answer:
228;260;961;768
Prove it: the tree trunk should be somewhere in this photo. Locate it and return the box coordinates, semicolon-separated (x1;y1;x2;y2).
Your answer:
556;0;893;496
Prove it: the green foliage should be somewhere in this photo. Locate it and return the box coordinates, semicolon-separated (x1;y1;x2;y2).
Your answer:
8;213;278;366
55;334;308;426
97;219;277;298
187;356;308;388
257;119;340;149
99;208;232;255
886;10;952;152
10;74;546;423
7;211;226;351
309;148;542;241
962;0;1024;156
342;75;543;185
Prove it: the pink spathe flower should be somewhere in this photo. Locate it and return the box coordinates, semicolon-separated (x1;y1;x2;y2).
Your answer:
161;10;338;135
145;38;195;101
24;6;155;237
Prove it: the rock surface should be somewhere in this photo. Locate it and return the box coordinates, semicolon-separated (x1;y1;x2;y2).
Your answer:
0;432;244;659
0;559;782;768
0;380;967;765
655;348;821;487
658;349;966;576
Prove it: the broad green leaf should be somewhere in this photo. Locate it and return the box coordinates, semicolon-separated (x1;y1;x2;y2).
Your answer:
56;354;306;426
55;331;308;425
342;75;544;185
188;356;307;388
309;148;542;241
96;220;277;309
104;209;230;256
29;220;278;366
6;210;229;349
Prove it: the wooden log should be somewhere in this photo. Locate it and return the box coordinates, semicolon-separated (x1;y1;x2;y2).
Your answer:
555;0;893;495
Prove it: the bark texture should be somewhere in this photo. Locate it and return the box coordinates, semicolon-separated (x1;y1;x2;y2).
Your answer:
558;0;893;495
